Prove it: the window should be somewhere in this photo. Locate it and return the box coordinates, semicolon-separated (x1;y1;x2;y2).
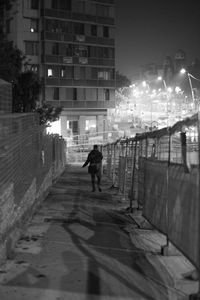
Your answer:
52;43;59;55
74;23;84;35
48;68;53;77
67;120;78;135
91;68;97;79
51;0;58;9
97;4;109;17
98;70;109;80
31;0;39;9
74;45;88;57
52;0;71;10
45;19;59;33
74;66;85;80
26;64;39;73
30;19;38;32
73;88;77;100
53;87;59;100
73;0;85;14
103;26;109;38
88;46;97;58
91;25;97;37
109;48;114;59
65;44;73;56
47;66;59;77
60;21;72;34
25;41;39;55
61;66;73;78
104;89;110;101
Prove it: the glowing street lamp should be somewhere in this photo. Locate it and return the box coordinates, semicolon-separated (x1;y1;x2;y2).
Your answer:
180;68;196;105
157;76;167;90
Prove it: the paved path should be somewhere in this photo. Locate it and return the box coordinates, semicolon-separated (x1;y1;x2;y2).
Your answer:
0;165;194;299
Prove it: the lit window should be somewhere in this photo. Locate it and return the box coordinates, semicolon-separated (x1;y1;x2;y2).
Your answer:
48;69;53;77
30;19;38;33
98;71;109;80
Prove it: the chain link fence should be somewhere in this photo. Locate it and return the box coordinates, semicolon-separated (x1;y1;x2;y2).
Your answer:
0;113;66;253
102;113;200;272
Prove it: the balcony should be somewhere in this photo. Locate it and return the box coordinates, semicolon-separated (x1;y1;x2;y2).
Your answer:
92;0;115;4
41;9;115;25
42;31;114;47
42;31;73;42
41;9;71;19
46;100;115;109
44;55;114;67
45;77;115;88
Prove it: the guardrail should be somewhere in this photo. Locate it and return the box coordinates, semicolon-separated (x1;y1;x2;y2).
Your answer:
102;113;200;289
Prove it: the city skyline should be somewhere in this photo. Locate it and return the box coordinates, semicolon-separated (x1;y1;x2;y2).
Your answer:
115;0;200;80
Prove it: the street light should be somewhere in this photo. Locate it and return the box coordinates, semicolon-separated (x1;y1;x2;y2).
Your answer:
157;76;174;126
157;76;167;90
180;68;196;106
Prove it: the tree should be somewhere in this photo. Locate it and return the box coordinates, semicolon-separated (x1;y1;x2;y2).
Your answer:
12;71;63;124
0;27;62;124
12;71;41;112
0;40;24;83
36;104;63;125
115;71;131;89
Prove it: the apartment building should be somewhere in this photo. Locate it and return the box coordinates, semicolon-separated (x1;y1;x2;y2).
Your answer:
4;0;115;141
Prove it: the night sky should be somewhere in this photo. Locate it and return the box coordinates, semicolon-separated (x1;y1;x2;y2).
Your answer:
115;0;200;80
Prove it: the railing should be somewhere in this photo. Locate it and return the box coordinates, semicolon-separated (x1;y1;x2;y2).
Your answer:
46;100;115;109
41;9;115;26
102;113;200;287
65;130;125;164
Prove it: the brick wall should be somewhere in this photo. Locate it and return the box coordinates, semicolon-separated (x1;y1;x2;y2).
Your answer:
0;79;12;114
0;113;66;263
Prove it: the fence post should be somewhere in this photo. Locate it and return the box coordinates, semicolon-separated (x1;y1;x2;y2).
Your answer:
123;139;128;200
111;143;116;187
129;139;138;212
189;113;200;300
161;128;171;255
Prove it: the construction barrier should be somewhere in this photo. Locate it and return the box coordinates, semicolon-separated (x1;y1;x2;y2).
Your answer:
103;113;200;270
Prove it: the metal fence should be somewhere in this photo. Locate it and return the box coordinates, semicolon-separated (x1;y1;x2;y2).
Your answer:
0;113;66;239
102;113;200;274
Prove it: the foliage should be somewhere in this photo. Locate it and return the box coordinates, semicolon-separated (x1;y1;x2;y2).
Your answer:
36;104;63;125
115;71;131;89
12;71;42;112
0;20;62;125
0;39;25;83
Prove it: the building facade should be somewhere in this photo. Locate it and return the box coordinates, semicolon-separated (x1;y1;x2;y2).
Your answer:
4;0;116;142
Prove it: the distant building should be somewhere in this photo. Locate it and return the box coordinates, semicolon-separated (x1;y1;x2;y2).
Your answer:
174;49;186;73
162;56;174;86
2;0;116;141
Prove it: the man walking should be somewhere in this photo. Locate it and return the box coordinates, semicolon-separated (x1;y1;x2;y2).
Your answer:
82;145;103;192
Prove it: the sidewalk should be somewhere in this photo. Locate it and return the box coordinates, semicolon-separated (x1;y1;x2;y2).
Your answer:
0;164;198;300
127;209;199;297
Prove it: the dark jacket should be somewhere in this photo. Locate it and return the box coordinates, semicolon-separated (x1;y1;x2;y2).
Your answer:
82;149;103;168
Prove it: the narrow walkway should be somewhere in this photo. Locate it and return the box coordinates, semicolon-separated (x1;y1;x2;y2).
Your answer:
0;165;192;299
